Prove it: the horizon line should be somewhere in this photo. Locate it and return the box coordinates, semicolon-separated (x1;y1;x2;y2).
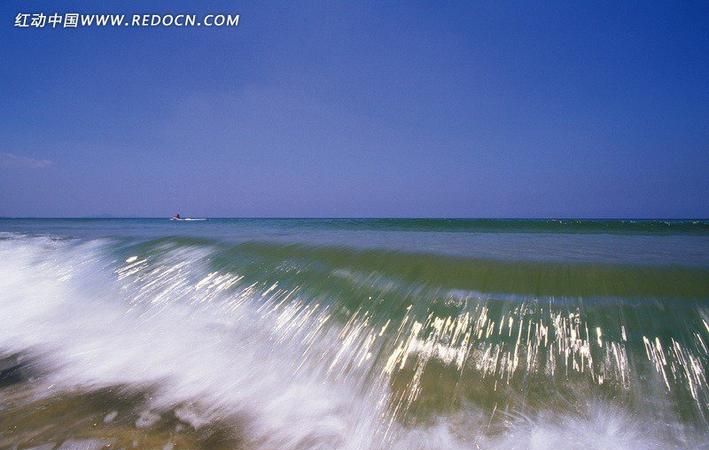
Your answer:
1;216;707;221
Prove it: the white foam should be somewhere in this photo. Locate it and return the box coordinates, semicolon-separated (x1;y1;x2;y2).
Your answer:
0;236;382;448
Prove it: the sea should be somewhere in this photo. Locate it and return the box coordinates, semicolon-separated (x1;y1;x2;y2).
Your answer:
0;218;707;449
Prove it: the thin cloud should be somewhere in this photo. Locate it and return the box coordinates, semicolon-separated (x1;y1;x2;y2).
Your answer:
0;152;53;169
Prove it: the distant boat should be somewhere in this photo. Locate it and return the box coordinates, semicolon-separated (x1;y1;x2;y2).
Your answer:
170;214;206;221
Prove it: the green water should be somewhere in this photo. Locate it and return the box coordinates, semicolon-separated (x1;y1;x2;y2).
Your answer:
0;219;707;448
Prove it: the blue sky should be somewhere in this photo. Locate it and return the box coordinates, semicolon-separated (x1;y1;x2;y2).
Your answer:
1;0;708;218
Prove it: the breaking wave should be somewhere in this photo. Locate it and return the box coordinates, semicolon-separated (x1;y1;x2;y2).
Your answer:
0;233;707;449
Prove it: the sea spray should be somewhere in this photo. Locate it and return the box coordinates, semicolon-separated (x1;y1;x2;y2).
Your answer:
0;221;707;449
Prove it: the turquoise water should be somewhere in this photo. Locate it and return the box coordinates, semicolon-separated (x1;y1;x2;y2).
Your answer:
2;218;709;265
0;219;707;448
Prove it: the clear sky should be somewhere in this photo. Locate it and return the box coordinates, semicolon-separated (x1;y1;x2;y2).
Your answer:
1;0;708;218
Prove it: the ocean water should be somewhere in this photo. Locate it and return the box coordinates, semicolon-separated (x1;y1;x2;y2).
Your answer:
0;218;707;449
